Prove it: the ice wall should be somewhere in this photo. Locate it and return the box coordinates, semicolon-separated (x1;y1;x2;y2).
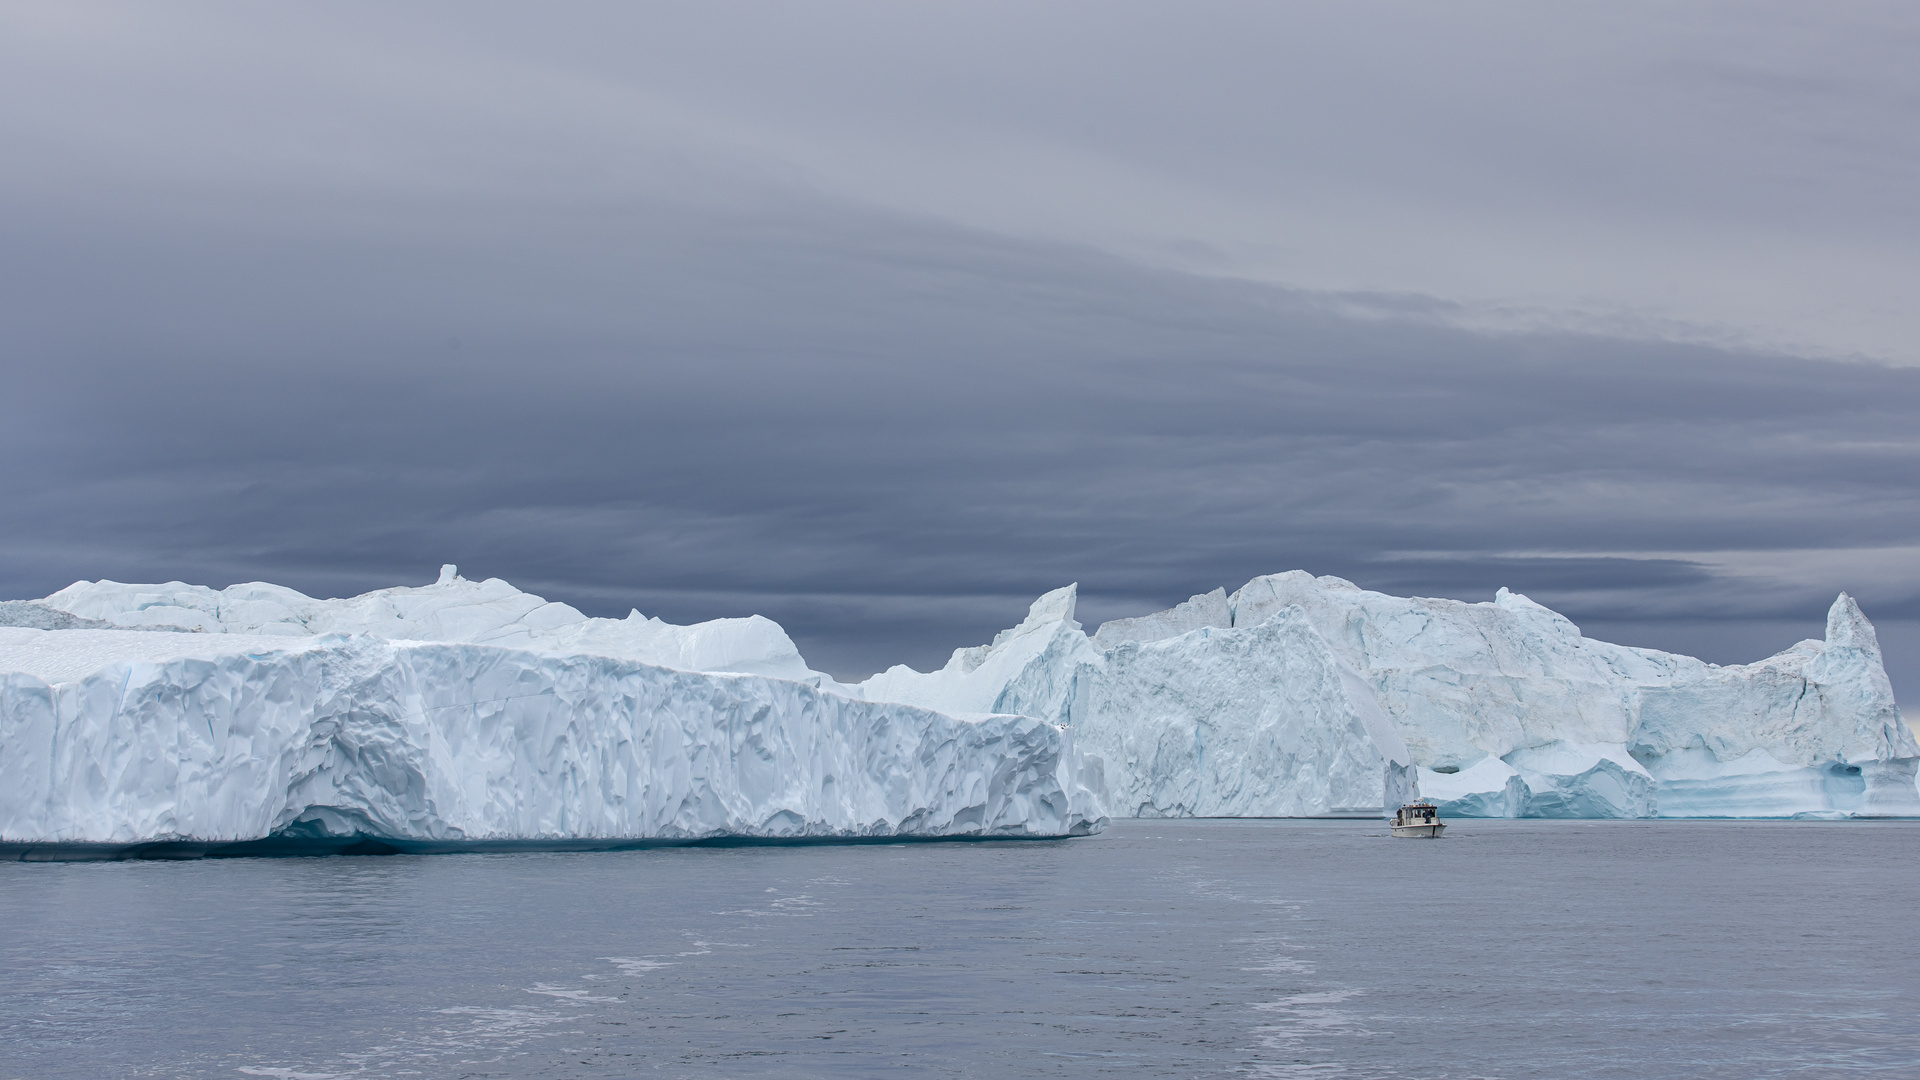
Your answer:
0;629;1106;850
1071;609;1415;817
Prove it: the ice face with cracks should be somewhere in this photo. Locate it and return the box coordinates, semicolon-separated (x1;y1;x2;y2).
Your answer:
0;571;1106;850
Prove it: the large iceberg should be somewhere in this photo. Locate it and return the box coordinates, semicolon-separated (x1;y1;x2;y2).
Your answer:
7;565;1912;836
1;570;1105;854
854;573;1916;819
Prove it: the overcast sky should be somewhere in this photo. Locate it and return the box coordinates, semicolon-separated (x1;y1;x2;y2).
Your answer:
3;2;1917;699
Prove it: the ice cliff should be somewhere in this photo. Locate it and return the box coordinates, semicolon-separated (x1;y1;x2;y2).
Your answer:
855;572;1915;819
0;570;1106;852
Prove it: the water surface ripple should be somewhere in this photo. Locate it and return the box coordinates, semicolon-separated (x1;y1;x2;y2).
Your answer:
3;819;1915;1078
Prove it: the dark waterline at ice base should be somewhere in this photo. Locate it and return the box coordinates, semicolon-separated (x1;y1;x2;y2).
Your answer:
4;820;1916;1078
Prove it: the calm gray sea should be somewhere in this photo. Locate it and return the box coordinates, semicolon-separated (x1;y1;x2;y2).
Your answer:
3;819;1916;1079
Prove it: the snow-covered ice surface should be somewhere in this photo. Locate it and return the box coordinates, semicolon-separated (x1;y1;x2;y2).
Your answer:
1;570;1105;852
856;572;1916;819
40;565;821;681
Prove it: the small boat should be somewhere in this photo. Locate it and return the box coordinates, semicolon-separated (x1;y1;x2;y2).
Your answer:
1390;802;1445;838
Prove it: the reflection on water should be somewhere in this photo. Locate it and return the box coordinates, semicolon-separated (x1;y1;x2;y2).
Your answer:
3;820;1917;1078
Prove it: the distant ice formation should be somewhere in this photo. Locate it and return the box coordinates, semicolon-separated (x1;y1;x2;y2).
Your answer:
0;569;1105;851
856;572;1915;820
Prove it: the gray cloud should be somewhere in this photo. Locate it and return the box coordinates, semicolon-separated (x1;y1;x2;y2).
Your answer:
1;3;1916;701
8;2;1920;357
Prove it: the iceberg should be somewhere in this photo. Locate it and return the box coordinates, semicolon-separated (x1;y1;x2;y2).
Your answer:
1;571;1106;854
1220;572;1917;818
1627;594;1920;818
856;572;1915;820
7;564;1912;834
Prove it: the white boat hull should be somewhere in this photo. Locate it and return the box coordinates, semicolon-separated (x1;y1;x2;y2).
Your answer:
1390;822;1446;838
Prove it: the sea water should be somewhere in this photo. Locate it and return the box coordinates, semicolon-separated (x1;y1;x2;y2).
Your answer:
2;819;1916;1078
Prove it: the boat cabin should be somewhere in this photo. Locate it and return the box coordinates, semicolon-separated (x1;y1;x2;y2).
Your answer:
1393;803;1439;827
